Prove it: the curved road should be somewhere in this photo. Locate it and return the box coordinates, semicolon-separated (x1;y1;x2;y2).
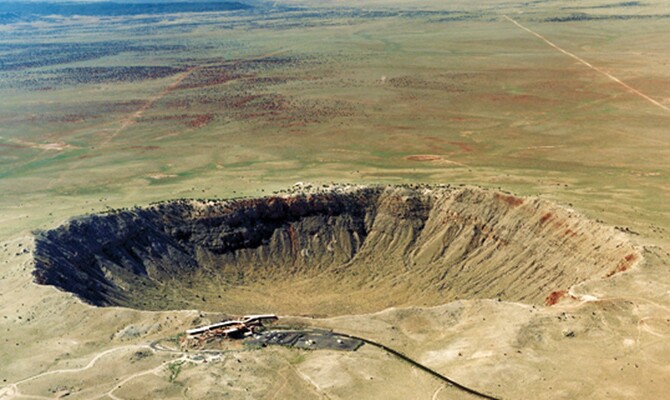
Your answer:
336;332;501;400
268;326;501;400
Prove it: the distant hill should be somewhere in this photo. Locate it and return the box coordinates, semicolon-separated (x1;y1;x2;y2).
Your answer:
0;1;253;18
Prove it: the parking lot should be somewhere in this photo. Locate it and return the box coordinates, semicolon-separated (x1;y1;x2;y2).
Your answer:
249;329;364;352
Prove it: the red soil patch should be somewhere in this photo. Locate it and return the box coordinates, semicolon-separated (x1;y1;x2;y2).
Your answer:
495;193;524;207
0;143;28;149
422;136;445;143
545;290;566;306
446;116;481;122
406;155;441;161
287;224;300;261
187;114;213;129
478;93;550;106
449;141;474;153
231;94;258;108
540;212;553;224
605;253;639;278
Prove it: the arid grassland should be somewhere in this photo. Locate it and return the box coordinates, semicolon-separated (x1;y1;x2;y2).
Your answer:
1;0;669;398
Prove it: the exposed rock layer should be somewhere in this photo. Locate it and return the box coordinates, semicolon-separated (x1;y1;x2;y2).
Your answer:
33;185;640;313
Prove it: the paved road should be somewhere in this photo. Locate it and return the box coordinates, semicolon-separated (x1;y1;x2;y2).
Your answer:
335;331;501;400
267;326;501;400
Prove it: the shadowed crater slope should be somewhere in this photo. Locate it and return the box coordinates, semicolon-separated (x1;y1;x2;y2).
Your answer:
33;185;640;315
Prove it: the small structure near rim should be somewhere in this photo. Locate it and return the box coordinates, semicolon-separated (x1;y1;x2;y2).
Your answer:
182;314;278;348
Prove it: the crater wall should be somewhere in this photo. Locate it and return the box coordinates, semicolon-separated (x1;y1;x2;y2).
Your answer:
33;185;640;314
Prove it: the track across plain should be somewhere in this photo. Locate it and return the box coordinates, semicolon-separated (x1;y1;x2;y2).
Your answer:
504;15;670;113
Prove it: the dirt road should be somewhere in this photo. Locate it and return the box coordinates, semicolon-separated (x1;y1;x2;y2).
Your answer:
504;15;670;113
